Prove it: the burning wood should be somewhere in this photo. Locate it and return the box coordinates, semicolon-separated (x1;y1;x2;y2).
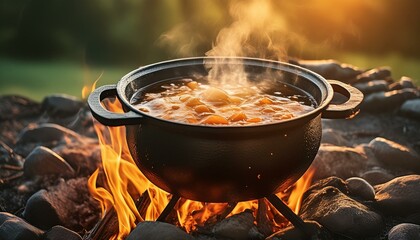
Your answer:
83;192;151;240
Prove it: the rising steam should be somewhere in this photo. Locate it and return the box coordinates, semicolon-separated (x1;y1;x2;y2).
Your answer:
205;0;292;86
159;0;303;87
206;0;288;60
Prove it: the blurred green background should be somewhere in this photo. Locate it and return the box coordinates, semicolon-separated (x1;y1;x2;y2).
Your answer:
1;0;419;101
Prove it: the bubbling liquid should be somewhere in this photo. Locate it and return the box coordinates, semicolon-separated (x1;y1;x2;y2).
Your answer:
131;78;316;125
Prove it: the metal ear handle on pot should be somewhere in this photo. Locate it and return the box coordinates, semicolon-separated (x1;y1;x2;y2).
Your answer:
88;84;143;126
87;57;364;203
88;79;364;127
322;80;364;119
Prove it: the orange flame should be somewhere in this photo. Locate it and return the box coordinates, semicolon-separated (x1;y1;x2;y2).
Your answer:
174;168;314;232
88;98;315;238
284;168;315;214
87;98;170;239
82;74;101;100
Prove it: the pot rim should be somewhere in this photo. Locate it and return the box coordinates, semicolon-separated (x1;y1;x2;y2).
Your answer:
116;56;333;129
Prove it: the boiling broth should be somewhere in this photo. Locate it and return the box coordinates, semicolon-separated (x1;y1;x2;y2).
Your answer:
131;78;316;125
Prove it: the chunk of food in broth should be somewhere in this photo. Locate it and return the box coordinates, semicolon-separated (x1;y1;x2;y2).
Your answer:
186;81;199;90
229;112;247;122
194;105;214;114
201;87;231;105
201;115;229;125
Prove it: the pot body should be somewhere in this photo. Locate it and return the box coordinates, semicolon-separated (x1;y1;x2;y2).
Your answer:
88;57;363;203
126;114;321;202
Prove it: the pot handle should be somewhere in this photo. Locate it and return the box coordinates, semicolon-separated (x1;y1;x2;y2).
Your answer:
322;80;364;119
88;84;143;126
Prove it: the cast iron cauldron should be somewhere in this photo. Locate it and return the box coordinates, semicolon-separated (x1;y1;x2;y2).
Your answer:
88;57;363;202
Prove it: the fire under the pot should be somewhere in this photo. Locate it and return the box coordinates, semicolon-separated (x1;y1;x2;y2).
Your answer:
87;98;315;240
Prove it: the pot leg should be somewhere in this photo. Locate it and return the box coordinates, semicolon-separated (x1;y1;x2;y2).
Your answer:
156;195;180;222
266;194;315;238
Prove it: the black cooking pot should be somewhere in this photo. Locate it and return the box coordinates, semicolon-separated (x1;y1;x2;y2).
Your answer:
88;57;363;203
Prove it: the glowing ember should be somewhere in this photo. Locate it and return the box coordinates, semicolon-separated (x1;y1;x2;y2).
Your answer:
87;97;315;239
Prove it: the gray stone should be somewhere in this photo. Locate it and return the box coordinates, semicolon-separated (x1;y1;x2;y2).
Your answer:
368;137;420;170
212;210;255;240
311;145;368;180
355;144;380;167
17;123;81;145
43;225;82;240
126;221;194;240
361;89;419;112
23;146;75;177
194;235;218;240
0;212;44;240
389;82;402;91
302;176;349;202
42;94;83;117
321;129;351;146
361;169;394;186
0;95;41;120
389;76;417;91
400;76;417;89
22;190;62;230
375;175;420;216
53;142;101;176
356;67;392;83
248;226;265;240
400;99;420;120
23;178;98;230
296;59;361;83
266;221;330;240
300;186;383;238
388;223;420;240
345;177;375;201
354;80;389;94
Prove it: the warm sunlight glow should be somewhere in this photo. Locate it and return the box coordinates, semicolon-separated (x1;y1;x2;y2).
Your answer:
207;0;289;60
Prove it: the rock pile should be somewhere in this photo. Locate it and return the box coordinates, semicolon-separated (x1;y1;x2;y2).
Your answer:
296;59;420;119
0;95;101;240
